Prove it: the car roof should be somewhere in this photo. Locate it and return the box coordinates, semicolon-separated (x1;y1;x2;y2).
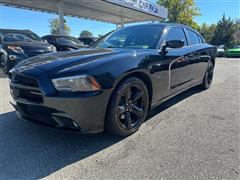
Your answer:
0;29;33;34
124;23;200;34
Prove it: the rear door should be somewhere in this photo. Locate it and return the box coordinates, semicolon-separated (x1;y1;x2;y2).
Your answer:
185;29;210;82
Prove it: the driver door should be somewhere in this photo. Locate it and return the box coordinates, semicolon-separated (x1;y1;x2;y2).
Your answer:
164;27;194;93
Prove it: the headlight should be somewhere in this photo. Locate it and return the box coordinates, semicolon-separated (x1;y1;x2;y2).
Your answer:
7;46;24;54
52;75;101;92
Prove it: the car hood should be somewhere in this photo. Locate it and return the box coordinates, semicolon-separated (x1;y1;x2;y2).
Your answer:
14;48;138;74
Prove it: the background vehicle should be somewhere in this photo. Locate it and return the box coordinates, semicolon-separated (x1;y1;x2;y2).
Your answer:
225;45;240;57
42;35;87;51
9;24;216;136
0;29;56;73
78;37;98;46
216;45;225;57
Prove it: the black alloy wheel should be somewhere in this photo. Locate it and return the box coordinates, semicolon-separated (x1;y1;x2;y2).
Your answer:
106;77;149;136
1;54;10;74
201;60;214;89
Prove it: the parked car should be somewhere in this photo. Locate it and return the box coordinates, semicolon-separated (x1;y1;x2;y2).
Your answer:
42;35;87;51
0;29;56;73
9;24;216;136
78;37;97;46
225;45;240;57
216;45;225;57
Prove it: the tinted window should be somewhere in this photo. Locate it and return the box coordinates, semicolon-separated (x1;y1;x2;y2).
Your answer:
44;36;55;44
187;30;201;45
165;27;187;46
97;25;164;49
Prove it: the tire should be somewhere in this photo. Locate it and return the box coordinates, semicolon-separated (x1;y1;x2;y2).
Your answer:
106;77;149;136
200;60;214;90
1;54;11;74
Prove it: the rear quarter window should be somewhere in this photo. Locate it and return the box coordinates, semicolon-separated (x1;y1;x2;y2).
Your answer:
187;30;201;45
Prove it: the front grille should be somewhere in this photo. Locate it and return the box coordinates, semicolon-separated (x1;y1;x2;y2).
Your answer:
10;74;43;103
12;74;38;87
18;89;43;103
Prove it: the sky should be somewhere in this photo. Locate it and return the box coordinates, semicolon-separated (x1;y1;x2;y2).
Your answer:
0;0;239;37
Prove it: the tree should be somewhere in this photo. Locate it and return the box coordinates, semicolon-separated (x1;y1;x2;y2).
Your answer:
157;0;200;29
49;18;71;35
80;30;93;38
211;15;236;47
233;22;240;44
199;23;216;43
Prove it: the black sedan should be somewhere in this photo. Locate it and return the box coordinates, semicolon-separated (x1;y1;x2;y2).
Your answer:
9;24;216;136
42;34;87;51
0;29;56;73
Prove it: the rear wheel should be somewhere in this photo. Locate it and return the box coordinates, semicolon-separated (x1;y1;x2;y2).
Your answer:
106;77;149;136
200;61;214;90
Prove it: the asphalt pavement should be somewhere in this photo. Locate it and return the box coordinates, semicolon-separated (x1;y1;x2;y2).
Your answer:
0;57;239;180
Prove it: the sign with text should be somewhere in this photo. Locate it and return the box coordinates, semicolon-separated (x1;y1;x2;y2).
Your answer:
105;0;168;19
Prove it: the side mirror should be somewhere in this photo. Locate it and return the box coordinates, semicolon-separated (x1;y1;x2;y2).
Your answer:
160;40;184;55
166;40;184;49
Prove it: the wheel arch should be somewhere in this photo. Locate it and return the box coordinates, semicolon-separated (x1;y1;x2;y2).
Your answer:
111;70;153;109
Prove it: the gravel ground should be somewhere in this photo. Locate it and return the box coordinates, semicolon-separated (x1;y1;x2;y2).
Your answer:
0;57;239;180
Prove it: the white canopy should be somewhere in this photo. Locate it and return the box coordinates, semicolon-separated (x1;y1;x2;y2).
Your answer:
0;0;168;33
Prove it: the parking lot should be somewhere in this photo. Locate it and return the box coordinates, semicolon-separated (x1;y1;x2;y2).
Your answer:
0;57;239;179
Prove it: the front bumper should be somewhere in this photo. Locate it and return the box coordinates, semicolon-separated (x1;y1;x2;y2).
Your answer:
9;70;113;133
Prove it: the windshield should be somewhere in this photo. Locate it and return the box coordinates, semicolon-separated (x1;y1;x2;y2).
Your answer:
3;32;41;42
57;36;82;44
96;25;164;49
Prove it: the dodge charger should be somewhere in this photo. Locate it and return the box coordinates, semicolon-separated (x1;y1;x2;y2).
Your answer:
9;24;216;136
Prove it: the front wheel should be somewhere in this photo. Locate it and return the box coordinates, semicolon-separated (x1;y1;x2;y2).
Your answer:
1;54;11;74
106;77;149;136
200;61;214;90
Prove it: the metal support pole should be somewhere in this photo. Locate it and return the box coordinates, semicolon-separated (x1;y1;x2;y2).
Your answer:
120;16;124;28
58;0;64;34
116;16;124;30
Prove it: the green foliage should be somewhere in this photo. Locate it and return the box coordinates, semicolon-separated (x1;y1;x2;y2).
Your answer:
49;18;71;35
211;15;236;47
157;0;200;29
80;30;93;38
233;23;240;44
199;23;217;43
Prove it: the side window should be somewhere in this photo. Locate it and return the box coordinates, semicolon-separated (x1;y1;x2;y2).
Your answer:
165;27;187;46
187;30;201;45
